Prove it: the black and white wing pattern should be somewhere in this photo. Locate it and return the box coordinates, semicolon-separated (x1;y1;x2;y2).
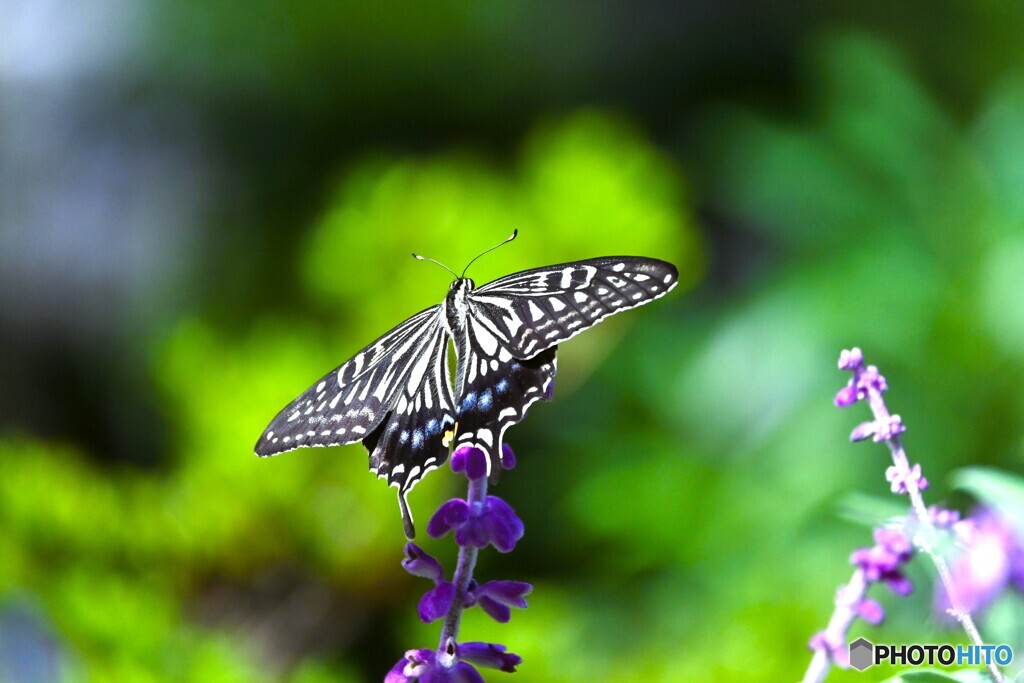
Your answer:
255;304;456;535
450;315;557;472
256;253;678;538
450;256;678;471
470;257;678;359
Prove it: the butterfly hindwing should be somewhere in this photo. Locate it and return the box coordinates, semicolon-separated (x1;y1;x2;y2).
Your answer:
254;305;444;457
452;312;558;472
471;256;678;359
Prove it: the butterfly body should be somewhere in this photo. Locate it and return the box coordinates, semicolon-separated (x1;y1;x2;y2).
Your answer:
256;255;678;537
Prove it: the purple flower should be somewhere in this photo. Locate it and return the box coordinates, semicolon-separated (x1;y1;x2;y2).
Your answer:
403;543;445;583
385;648;483;683
419;581;456;623
929;506;961;527
850;527;914;593
835;349;891;408
428;496;524;552
885;462;928;494
856;598;885;624
457;642;522;673
466;580;533;623
937;509;1024;617
809;631;848;668
451;445;489;481
857;364;888;395
848;415;906;443
401;543;457;623
834;383;859;408
838;347;864;371
389;443;529;679
385;642;521;682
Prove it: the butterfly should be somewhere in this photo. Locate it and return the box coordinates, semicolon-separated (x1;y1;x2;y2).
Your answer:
255;232;678;537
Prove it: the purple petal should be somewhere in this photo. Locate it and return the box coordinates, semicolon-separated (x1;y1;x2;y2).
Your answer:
857;598;885;624
482;496;524;553
448;663;486;683
402;543;445;583
834;384;858;408
387;649;434;682
858;365;887;394
884;572;913;596
428;499;470;538
385;658;413;683
849;421;877;442
417;662;483;683
451;445;488;481
475;581;532;608
464;446;489;481
929;506;961;527
458;642;522;673
872;415;906;442
418;581;456;623
455;516;491;549
838;348;863;371
874;528;912;557
477;595;512;623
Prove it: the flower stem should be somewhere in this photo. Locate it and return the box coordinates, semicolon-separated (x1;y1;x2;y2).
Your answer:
802;569;867;683
860;364;1003;683
438;474;488;655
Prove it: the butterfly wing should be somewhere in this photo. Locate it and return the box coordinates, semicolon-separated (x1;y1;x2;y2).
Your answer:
362;319;456;534
451;256;677;469
254;305;447;456
450;310;557;473
255;304;455;537
471;256;678;359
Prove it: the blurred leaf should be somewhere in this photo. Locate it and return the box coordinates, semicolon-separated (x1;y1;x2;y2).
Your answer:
952;468;1024;530
977;237;1024;356
837;492;918;530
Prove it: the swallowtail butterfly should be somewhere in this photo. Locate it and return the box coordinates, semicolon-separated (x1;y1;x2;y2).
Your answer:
255;232;678;537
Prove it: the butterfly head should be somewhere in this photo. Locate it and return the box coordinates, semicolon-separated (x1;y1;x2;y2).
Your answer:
449;277;475;292
446;277;475;320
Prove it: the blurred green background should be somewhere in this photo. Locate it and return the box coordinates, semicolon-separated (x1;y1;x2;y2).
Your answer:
3;2;1024;682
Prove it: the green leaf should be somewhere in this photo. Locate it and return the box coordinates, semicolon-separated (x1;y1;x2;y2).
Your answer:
952;467;1024;529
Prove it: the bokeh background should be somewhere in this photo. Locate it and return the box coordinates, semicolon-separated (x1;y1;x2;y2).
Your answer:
3;2;1024;682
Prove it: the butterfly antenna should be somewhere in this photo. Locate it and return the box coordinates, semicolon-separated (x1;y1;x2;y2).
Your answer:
411;252;459;279
461;229;518;278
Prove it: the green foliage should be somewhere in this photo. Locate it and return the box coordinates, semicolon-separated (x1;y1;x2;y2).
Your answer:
7;17;1024;683
301;111;698;336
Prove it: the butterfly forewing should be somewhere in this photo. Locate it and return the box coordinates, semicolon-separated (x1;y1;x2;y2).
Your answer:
254;305;444;457
472;256;678;359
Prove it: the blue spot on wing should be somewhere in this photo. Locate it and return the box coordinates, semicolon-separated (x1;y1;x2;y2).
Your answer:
479;389;492;410
460;392;477;413
496;379;509;394
426;418;439;435
412;429;423;448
